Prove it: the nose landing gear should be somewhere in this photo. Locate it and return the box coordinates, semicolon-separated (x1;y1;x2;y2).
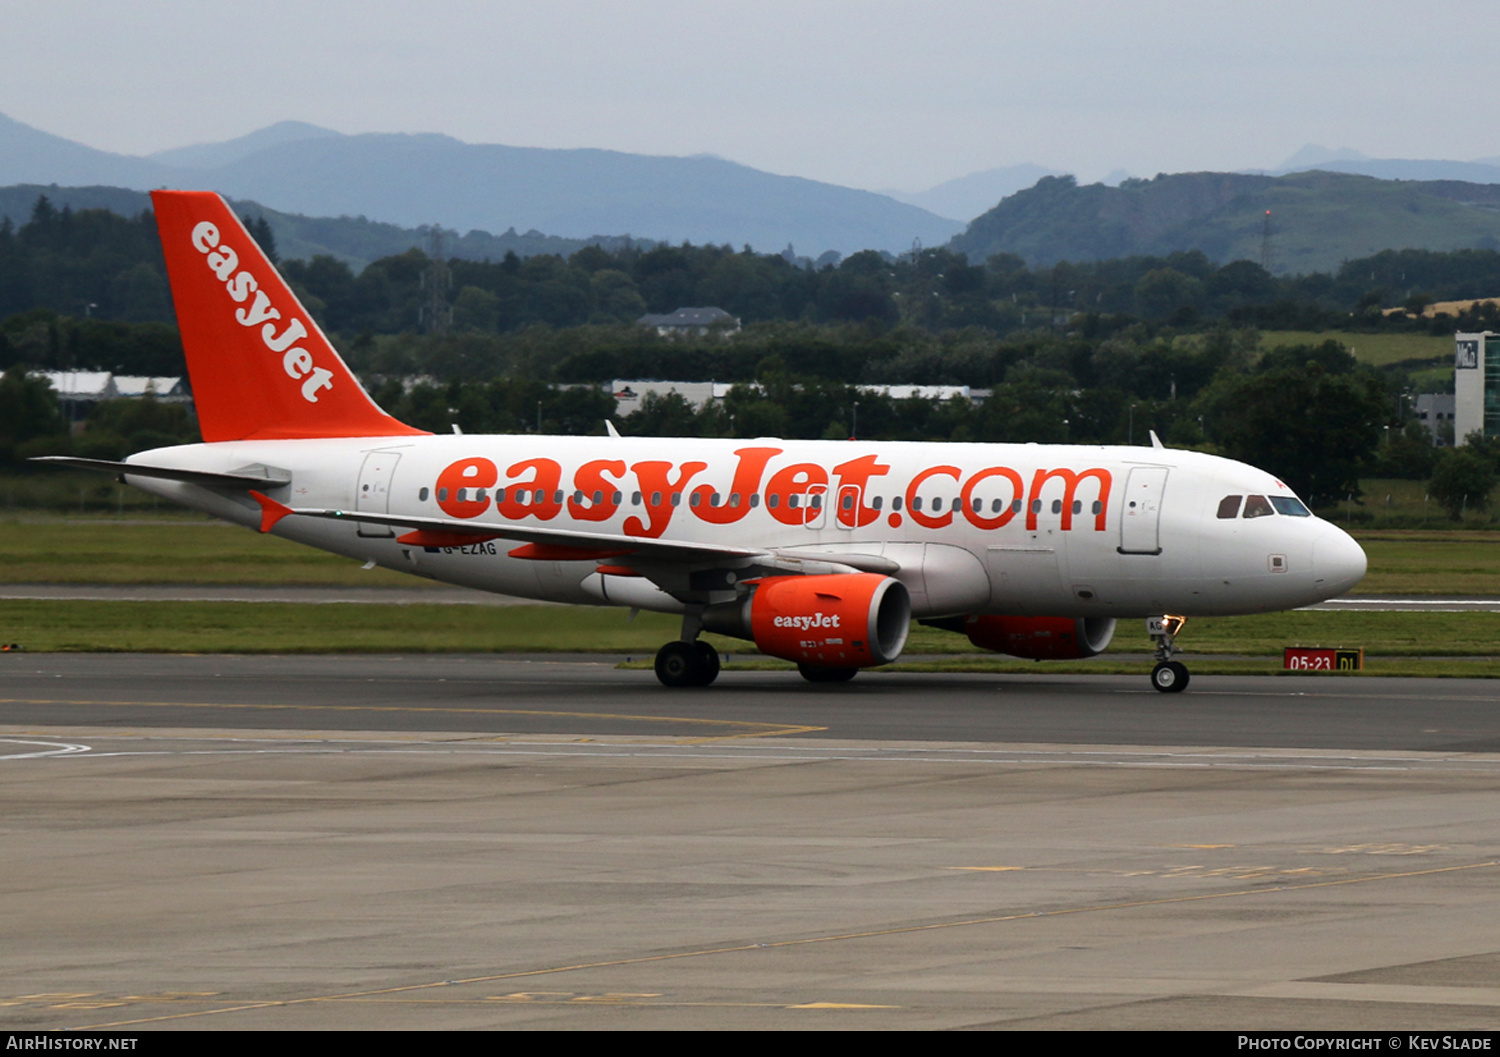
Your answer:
1148;614;1189;693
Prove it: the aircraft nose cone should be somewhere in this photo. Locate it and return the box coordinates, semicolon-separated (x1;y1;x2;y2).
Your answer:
1313;527;1367;598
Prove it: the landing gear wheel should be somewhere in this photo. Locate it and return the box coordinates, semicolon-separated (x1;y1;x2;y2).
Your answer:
797;664;858;684
692;641;721;686
656;641;704;688
1151;661;1189;693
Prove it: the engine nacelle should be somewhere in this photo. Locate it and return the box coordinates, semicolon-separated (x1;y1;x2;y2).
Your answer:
702;573;911;667
959;615;1116;660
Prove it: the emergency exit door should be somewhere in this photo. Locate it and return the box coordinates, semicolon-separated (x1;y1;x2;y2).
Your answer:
355;451;401;537
1118;466;1168;554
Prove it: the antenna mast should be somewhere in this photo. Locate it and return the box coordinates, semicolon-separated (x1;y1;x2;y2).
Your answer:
420;225;453;335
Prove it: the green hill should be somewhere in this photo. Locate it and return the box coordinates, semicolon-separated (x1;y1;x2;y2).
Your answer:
951;171;1500;275
0;184;644;272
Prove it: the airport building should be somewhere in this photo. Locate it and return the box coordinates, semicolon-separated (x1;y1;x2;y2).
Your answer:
1454;331;1499;445
1415;393;1456;446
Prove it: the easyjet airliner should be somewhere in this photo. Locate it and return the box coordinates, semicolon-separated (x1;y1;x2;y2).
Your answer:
40;192;1367;691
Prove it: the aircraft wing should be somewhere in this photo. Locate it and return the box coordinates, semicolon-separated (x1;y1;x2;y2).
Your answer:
289;506;767;563
284;506;900;575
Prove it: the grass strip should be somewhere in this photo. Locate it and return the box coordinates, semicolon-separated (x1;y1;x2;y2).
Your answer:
2;599;1498;665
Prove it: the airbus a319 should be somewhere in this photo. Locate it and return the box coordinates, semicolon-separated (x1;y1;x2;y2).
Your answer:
41;192;1368;691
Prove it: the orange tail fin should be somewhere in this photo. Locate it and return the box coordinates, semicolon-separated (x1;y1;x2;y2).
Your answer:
151;190;426;442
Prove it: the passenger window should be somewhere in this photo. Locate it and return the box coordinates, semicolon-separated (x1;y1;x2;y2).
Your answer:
1242;495;1274;518
1071;500;1081;515
437;488;448;501
1217;495;1242;519
419;487;430;502
1091;500;1102;515
912;496;923;512
789;495;800;509
750;493;761;508
1051;499;1063;514
841;493;854;510
872;496;883;510
611;491;622;505
632;491;642;506
768;494;780;508
670;492;681;506
496;488;506;503
689;492;701;507
593;490;603;505
811;493;822;509
1031;499;1042;514
892;496;903;511
1012;499;1023;514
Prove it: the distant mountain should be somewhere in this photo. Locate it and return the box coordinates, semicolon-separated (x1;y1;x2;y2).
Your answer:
147;121;340;169
0;113;168;189
1277;144;1370;170
882;164;1063;222
0;184;648;272
950;170;1500;275
0;113;961;255
1270;143;1500;185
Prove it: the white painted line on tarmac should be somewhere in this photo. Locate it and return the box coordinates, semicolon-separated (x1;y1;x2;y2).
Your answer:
0;738;92;760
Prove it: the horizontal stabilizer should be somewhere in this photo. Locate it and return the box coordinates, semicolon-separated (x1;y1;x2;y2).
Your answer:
30;456;292;490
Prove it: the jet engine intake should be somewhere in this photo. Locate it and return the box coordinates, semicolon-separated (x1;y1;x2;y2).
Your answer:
954;614;1116;660
702;573;910;667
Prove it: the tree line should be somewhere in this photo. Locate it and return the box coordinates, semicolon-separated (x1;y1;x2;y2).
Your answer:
5;194;1499;512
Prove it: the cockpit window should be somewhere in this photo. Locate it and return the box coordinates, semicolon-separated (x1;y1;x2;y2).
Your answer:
1217;495;1242;519
1269;496;1312;517
1242;495;1275;518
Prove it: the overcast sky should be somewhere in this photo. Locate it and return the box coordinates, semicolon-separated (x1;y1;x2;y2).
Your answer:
6;0;1497;192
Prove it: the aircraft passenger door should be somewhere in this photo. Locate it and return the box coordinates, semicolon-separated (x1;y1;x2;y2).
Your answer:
1118;466;1168;555
834;483;862;530
355;451;401;538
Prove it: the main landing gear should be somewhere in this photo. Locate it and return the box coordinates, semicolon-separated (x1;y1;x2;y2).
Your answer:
654;639;720;688
1148;614;1189;693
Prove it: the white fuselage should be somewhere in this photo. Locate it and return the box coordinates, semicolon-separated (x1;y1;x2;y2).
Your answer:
125;434;1367;620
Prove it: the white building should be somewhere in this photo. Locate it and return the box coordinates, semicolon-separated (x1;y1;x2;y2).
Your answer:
1454;331;1496;445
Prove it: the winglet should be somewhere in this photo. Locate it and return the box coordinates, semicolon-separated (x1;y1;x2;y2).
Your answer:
248;490;295;533
605;419;622;439
1149;430;1165;449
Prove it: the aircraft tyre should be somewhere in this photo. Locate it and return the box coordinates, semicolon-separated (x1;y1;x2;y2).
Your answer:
655;640;717;688
693;641;721;686
797;663;858;684
1151;661;1190;693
